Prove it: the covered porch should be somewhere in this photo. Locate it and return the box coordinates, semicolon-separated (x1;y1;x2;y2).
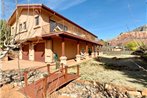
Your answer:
42;32;101;65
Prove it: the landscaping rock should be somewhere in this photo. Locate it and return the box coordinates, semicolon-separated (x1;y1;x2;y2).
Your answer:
142;89;147;96
0;68;46;88
126;91;142;98
55;80;145;98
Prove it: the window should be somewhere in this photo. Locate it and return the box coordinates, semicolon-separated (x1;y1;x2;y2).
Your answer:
50;20;56;32
19;24;22;31
35;16;39;26
23;22;26;29
50;20;68;32
64;25;68;31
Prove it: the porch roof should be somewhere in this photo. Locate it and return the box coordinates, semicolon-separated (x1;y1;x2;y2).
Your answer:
42;32;102;46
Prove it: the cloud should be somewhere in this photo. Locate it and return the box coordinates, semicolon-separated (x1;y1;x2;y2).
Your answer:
16;0;87;11
0;0;87;19
46;0;87;11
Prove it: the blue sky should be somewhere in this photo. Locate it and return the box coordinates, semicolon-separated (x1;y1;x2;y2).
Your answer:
0;0;146;40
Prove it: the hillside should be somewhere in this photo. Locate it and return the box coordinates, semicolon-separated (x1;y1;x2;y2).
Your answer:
109;25;147;46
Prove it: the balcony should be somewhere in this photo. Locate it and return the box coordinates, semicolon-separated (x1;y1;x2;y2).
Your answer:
41;24;91;40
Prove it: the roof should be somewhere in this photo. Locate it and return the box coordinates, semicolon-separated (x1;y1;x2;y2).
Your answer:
8;4;97;38
42;32;102;45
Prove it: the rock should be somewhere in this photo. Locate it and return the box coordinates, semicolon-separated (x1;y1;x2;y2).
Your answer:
1;84;14;90
142;89;147;96
85;85;91;90
13;82;18;87
127;91;142;98
1;90;26;98
58;95;71;98
105;84;113;90
5;77;11;83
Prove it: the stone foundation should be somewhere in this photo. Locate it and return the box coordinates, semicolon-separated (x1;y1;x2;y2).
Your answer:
91;52;95;58
60;56;67;65
76;55;81;62
85;53;89;59
95;52;98;57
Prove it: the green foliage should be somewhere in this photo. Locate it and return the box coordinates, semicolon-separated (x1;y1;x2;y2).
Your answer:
125;41;138;51
0;20;11;48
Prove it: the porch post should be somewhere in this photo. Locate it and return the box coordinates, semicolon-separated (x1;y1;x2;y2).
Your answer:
60;37;67;65
62;38;65;56
91;44;95;58
76;41;80;62
45;39;53;63
95;45;98;57
19;45;22;59
85;42;89;59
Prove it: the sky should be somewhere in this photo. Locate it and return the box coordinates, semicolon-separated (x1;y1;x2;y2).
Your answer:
0;0;146;40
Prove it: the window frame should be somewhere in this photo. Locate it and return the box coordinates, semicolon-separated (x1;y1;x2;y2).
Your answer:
23;21;27;30
19;23;22;31
35;15;39;26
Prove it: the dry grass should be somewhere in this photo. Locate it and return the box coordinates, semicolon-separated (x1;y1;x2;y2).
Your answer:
68;57;147;90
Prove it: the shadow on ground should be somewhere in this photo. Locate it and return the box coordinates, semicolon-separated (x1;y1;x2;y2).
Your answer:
94;56;147;88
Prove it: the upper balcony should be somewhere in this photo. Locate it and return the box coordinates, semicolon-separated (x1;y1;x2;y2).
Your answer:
42;24;96;41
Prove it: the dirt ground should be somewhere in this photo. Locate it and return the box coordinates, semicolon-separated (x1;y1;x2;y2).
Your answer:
77;54;147;90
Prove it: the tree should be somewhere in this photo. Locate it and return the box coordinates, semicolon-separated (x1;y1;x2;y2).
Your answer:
0;20;11;48
125;41;138;51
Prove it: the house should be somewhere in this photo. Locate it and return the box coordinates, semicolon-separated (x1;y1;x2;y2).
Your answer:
8;4;101;64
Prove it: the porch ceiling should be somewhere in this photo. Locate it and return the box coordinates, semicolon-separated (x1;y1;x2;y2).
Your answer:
42;32;102;45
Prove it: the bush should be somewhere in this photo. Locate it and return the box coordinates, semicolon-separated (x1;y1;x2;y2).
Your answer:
141;53;147;61
125;41;138;51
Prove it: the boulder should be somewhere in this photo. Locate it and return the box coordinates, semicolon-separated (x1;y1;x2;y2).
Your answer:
142;89;147;96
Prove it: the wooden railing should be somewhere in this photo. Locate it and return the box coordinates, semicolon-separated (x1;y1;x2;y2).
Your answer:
23;64;80;87
22;64;80;98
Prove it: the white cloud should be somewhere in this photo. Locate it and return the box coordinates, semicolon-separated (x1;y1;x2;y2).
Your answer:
0;0;87;19
46;0;87;11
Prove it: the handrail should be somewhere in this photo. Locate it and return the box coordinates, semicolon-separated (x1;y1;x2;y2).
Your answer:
23;64;51;87
23;64;80;87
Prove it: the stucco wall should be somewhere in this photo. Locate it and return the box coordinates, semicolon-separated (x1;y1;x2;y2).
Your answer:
53;37;62;60
11;9;43;41
29;43;34;61
45;40;53;63
65;38;77;59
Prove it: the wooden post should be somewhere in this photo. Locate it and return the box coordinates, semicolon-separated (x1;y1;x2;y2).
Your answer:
86;42;88;53
47;64;50;75
77;65;80;76
61;63;64;74
77;41;80;55
24;71;28;87
43;76;47;98
92;44;94;52
65;66;68;79
62;37;65;56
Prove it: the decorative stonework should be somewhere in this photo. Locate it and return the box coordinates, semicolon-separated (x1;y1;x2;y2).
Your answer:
60;56;67;65
91;52;95;58
76;55;81;62
95;52;98;57
85;53;89;59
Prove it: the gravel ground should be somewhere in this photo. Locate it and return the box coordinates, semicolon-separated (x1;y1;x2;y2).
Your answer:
73;55;147;90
